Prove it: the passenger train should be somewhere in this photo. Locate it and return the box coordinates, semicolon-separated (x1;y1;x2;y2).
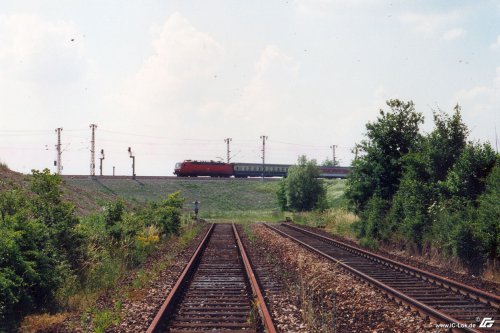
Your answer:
174;160;351;178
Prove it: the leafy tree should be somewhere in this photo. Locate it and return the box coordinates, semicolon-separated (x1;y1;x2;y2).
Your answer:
445;143;496;202
278;156;326;211
346;99;424;213
426;106;468;182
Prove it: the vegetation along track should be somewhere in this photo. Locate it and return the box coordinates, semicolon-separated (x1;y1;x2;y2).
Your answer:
265;223;499;333
147;223;276;333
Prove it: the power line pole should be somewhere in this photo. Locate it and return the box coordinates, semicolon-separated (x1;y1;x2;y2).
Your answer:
55;127;63;174
99;149;105;176
128;147;136;180
260;135;268;179
330;145;337;165
495;125;498;154
89;124;97;176
224;138;232;163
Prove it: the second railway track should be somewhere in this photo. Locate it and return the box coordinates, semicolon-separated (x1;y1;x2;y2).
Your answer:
265;223;499;333
147;223;275;333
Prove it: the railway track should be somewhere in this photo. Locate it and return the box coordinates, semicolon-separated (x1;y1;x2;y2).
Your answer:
147;223;276;333
265;223;500;333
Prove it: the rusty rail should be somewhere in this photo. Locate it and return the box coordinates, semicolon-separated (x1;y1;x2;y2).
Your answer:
146;223;215;333
232;223;276;333
147;223;276;332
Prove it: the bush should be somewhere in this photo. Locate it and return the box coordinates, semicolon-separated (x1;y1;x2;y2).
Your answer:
1;168;190;329
0;189;64;327
278;156;326;212
358;195;389;240
475;164;500;264
456;222;486;275
148;192;184;236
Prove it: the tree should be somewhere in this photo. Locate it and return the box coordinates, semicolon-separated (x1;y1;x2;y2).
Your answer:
445;143;496;202
426;106;468;182
277;156;326;211
346;99;424;213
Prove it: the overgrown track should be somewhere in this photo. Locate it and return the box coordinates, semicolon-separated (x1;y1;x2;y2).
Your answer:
147;223;276;333
265;223;500;333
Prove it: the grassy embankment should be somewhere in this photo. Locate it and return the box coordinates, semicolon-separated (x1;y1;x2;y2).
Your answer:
64;177;356;233
64;178;283;222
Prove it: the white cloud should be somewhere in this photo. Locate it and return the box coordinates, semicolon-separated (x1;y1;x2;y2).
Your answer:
109;12;225;131
443;28;465;40
105;13;306;170
399;11;461;35
0;14;85;85
453;66;500;143
223;45;300;130
0;14;92;173
0;14;89;128
490;35;500;50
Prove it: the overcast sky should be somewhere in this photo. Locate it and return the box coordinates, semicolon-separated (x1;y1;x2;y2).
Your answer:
0;1;499;175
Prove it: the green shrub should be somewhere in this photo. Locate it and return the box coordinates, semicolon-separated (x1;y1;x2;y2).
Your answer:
147;192;184;236
0;168;189;329
456;222;486;275
278;156;326;212
475;164;500;263
0;188;64;326
358;195;389;240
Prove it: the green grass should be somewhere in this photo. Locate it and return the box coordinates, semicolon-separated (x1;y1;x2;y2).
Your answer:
65;178;281;213
65;178;350;228
323;179;348;208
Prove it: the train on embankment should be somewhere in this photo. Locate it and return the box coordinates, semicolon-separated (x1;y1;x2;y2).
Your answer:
174;160;351;178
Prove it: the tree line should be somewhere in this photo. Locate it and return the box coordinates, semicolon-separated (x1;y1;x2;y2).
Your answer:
345;100;498;274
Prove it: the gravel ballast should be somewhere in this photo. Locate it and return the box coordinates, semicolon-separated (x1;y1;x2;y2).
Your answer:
253;224;447;332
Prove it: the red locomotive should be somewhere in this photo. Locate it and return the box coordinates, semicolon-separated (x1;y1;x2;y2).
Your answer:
174;160;233;177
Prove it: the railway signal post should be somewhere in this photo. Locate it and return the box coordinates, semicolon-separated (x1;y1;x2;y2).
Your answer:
193;200;200;221
128;147;136;180
99;149;105;176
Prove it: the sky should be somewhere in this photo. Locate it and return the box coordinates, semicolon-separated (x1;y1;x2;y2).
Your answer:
0;0;499;176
